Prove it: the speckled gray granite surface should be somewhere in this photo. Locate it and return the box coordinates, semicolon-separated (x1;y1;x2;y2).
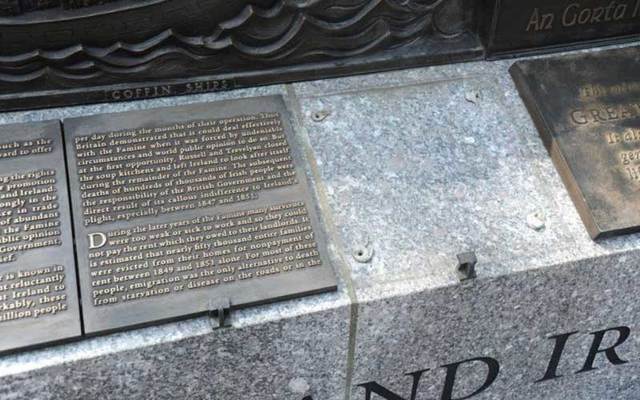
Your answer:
1;42;640;399
348;253;640;399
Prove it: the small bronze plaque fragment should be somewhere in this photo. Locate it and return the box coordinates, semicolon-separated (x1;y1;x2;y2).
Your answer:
487;0;640;57
64;96;337;334
0;121;82;353
511;46;640;239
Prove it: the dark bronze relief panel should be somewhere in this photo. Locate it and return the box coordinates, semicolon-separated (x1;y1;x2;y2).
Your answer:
0;0;482;111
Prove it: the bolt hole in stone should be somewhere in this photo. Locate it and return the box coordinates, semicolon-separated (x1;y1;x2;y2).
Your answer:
311;110;330;122
464;90;481;105
353;245;373;263
526;211;546;232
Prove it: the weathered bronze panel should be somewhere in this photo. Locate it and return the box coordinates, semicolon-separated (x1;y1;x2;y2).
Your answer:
0;121;82;353
64;95;337;334
511;46;640;239
0;0;482;111
485;0;640;57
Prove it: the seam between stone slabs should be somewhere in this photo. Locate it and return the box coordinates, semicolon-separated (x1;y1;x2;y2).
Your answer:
344;299;359;400
298;72;493;101
494;66;566;217
284;84;360;400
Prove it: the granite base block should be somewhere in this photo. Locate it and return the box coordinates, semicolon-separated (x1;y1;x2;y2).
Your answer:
0;295;351;400
350;254;640;399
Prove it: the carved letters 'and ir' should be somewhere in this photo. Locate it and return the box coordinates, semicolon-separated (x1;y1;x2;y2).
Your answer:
0;96;337;350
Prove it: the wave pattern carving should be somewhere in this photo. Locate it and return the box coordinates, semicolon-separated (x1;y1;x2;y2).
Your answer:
0;0;467;88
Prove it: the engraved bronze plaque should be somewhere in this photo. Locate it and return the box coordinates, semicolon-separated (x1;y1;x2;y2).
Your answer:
485;0;640;57
0;121;82;353
64;96;337;334
511;46;640;239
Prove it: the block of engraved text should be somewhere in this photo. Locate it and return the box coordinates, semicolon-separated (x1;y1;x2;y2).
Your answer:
511;46;640;239
0;121;82;352
63;96;337;334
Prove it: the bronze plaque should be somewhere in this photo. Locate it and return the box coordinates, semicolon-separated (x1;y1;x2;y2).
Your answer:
64;96;337;334
485;0;640;57
0;121;81;353
511;46;640;239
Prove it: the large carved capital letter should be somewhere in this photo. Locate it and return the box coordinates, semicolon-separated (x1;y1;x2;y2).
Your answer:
440;357;500;400
577;326;630;374
536;331;580;382
88;232;107;249
357;369;430;400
